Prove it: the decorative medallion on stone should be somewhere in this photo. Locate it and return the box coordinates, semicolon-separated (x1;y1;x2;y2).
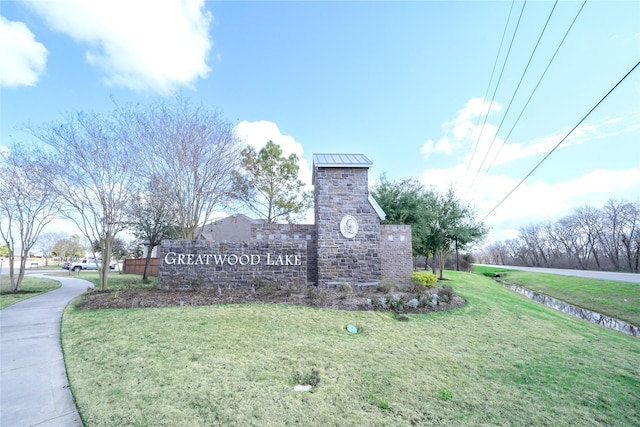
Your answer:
340;215;359;238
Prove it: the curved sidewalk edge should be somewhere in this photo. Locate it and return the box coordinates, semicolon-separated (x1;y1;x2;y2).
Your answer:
1;274;91;427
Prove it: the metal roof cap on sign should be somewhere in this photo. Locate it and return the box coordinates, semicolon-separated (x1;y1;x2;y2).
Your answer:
313;153;372;168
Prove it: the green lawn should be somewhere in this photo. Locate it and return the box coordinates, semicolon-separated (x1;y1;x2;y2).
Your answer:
71;271;157;290
62;271;640;426
0;276;61;309
473;266;640;327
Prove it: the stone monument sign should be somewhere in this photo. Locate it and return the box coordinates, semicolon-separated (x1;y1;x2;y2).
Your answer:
158;153;412;289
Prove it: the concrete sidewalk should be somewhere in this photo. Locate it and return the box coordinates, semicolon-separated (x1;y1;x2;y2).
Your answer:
1;274;90;427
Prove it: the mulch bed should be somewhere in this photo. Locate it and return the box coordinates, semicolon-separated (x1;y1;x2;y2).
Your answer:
79;283;465;313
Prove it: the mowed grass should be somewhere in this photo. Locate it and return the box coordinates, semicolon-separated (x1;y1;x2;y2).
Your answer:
473;266;640;327
79;272;157;290
49;271;157;290
0;276;61;309
62;271;640;426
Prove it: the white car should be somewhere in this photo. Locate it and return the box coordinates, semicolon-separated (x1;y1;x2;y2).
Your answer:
68;259;116;272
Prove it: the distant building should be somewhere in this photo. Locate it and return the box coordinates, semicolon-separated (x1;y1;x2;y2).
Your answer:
198;214;265;242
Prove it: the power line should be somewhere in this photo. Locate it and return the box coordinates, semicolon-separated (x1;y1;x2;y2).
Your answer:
481;60;640;223
468;0;588;199
466;0;559;198
463;0;528;195
462;0;517;187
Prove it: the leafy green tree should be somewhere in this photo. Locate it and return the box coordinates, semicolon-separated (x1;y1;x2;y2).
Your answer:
425;188;488;278
52;235;85;260
92;237;128;268
233;140;312;223
0;245;9;257
372;177;487;278
371;175;434;267
128;177;180;282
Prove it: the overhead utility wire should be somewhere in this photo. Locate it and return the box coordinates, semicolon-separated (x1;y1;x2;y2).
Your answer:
469;0;588;199
465;0;558;199
480;60;640;222
463;0;528;198
462;0;517;187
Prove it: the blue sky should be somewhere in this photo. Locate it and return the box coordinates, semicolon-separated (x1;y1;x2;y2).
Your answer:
1;0;639;244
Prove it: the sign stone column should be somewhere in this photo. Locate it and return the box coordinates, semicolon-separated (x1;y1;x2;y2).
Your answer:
313;154;381;285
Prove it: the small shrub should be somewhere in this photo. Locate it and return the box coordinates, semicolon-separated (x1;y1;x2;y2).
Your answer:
394;313;410;321
428;293;439;307
338;282;352;292
439;285;455;303
411;271;438;287
407;298;419;309
306;286;318;301
292;368;320;387
407;280;429;294
376;281;394;293
371;298;384;309
387;295;404;313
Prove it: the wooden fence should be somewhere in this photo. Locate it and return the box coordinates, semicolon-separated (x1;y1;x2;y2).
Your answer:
123;258;160;277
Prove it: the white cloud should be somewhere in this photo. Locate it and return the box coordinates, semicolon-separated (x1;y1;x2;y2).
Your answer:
234;120;313;188
423;97;637;203
420;98;640;244
27;0;212;93
421;165;640;244
603;117;623;125
421;140;434;157
0;16;47;87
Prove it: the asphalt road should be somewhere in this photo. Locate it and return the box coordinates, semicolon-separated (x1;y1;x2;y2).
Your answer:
476;264;640;284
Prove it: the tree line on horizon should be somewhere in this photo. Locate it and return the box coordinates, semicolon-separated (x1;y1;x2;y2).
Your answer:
477;199;640;273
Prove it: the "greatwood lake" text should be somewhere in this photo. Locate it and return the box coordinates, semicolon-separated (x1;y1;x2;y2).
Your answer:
163;251;302;267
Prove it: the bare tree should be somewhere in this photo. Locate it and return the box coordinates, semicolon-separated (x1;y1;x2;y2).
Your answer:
30;111;138;290
617;201;639;272
0;144;59;291
126;97;241;240
548;216;590;269
35;231;66;266
573;205;603;270
480;200;640;272
596;199;634;271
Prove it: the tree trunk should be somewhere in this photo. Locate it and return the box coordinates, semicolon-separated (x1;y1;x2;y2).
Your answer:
455;241;459;271
142;245;155;282
15;248;29;292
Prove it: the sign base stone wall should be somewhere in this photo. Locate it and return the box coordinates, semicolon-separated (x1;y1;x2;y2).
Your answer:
159;240;306;290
